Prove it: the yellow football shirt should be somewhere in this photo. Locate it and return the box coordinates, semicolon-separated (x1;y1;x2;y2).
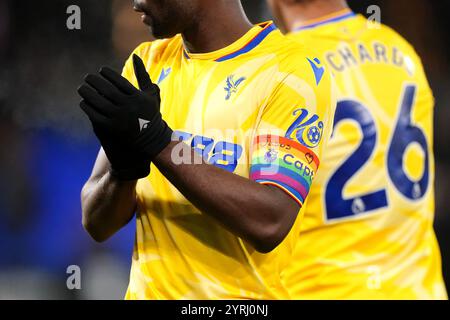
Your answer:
284;10;447;299
120;22;336;299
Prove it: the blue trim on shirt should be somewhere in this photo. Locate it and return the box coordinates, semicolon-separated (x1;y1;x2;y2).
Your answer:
294;12;356;31
215;24;277;62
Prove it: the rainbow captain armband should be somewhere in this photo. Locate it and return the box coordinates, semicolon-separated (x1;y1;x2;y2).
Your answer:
250;135;320;206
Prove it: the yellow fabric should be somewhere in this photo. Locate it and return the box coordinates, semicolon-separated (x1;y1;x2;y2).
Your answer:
121;22;336;299
284;14;447;299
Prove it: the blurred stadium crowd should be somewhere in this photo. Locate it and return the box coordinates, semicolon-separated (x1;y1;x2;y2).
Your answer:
0;0;448;299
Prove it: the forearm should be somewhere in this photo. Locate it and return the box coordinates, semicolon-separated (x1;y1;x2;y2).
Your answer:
154;141;299;252
77;57;300;251
81;171;137;242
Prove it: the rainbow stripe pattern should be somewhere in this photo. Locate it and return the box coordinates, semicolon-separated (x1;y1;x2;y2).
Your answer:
250;135;320;206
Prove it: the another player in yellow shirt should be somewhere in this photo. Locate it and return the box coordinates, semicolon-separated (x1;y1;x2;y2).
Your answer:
267;0;447;299
77;0;335;299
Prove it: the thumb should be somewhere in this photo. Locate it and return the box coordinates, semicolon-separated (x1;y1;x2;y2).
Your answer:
132;54;159;96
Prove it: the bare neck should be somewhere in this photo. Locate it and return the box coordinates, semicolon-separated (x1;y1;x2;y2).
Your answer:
282;0;349;32
182;3;253;54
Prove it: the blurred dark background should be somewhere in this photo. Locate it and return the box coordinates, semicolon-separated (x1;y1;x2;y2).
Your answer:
0;0;448;299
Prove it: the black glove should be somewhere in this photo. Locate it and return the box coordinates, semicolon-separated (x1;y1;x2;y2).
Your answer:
78;54;173;180
93;125;151;181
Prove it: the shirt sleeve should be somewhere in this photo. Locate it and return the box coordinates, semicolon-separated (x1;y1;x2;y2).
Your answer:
250;57;336;206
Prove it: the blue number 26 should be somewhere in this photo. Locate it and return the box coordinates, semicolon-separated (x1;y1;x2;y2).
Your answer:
325;84;430;221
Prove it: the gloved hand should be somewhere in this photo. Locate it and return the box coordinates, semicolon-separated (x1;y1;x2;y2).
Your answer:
90;124;151;181
78;54;173;180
